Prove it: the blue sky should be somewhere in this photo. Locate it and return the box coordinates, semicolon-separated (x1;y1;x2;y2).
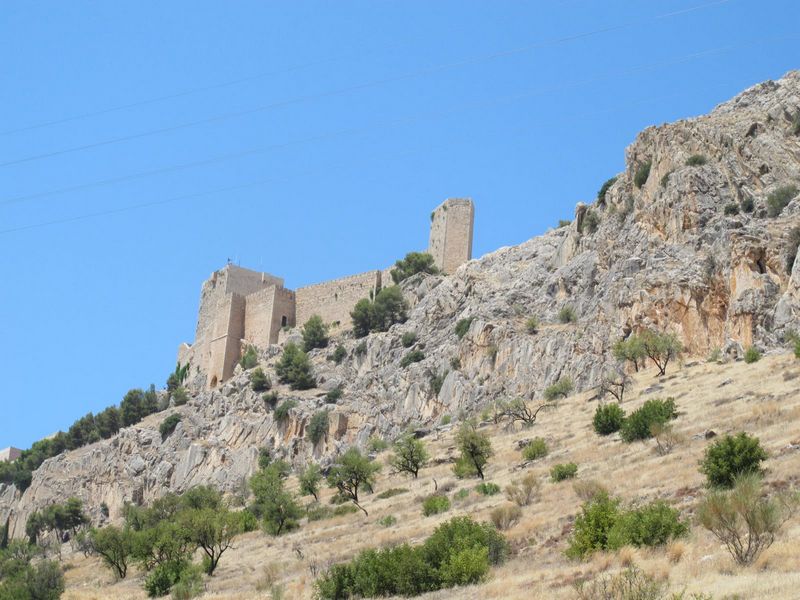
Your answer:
1;0;798;448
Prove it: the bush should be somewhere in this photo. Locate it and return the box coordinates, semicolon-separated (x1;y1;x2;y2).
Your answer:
566;492;620;558
620;398;677;443
262;391;278;408
159;414;181;440
330;345;347;364
378;515;397;528
239;345;258;370
575;566;678;600
355;341;367;356
724;202;740;215
551;463;578;482
634;160;652;188
597;176;617;202
325;386;343;403
351;286;409;338
273;400;297;426
593;403;625;435
558;306;577;324
422;495;451;516
744;346;761;363
302;315;329;352
440;414;452;425
366;436;389;453
400;349;425;368
307;411;329;446
275;342;316;390
376;487;407;500
429;372;446;396
454;317;474;339
250;367;271;392
741;196;755;213
521;438;548;461
786;226;800;274
490;504;522;531
401;331;417;347
475;482;501;496
767;184;798;217
700;432;768;488
698;473;799;565
686;154;707;166
580;209;600;234
607;501;688;549
557;219;571;228
144;560;187;597
391;252;439;284
639;329;683;376
524;316;539;334
505;473;539;506
544;377;573;401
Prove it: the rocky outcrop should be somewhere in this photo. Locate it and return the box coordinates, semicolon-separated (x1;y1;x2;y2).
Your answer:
3;71;800;537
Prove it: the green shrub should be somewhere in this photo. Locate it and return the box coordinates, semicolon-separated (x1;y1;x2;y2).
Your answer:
744;346;761;363
557;219;571;228
401;331;418;347
524;317;539;334
302;315;329;352
454;423;493;480
620;398;677;443
550;463;578;482
273;400;297;426
422;494;451;516
378;515;397;528
795;339;800;359
430;372;446;395
438;545;489;587
740;196;755;213
355;341;367;356
144;560;187;597
544;377;573;402
521;438;548;461
453;489;470;502
454;317;474;339
794;112;800;136
170;564;204;600
580;209;600;234
700;432;768;488
171;387;189;407
262;391;278;408
366;437;389;453
239;345;258;370
391;252;439;284
607;500;688;549
159;414;181;440
634;160;652;188
250;367;271;392
767;184;798;217
686;154;707;166
724;203;740;215
440;414;452;425
376;487;407;500
325;386;343;403
330;345;347;364
593;403;625;435
558;306;577;324
351;286;409;338
566;492;621;558
660;172;671;188
475;482;501;496
400;349;425;368
449;357;461;370
575;566;678;599
786;226;800;274
597;176;617;202
307;411;329;446
275;342;316;390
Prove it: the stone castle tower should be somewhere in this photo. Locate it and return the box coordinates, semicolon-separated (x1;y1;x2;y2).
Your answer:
428;198;474;274
179;198;474;388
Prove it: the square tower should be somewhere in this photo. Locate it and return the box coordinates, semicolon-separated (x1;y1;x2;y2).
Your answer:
428;198;474;274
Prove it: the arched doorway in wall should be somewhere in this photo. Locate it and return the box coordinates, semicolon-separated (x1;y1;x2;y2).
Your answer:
210;375;218;388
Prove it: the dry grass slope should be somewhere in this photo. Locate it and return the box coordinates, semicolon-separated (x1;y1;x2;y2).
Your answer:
63;353;800;599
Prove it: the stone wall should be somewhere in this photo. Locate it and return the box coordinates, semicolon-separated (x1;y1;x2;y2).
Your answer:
296;271;382;328
244;286;296;347
206;293;246;388
428;198;474;274
0;448;21;463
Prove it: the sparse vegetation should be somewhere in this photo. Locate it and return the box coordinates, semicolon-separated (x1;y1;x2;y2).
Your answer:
159;414;181;440
301;314;329;352
430;371;446;395
597;176;617;202
400;349;425;367
401;331;418;347
275;342;316;389
686;154;707;166
580;209;600;234
767;184;798;217
249;367;271;392
239;345;258;370
634;160;652;188
521;438;548;461
741;196;755;213
422;494;451;516
273;399;297;426
351;286;409;337
454;316;475;339
724;202;739;215
490;504;522;530
299;463;322;501
593;403;625;435
786;226;800;274
558;306;577;324
744;346;761;363
307;410;329;446
551;462;578;482
599;368;630;403
390;252;439;284
557;219;571;228
475;482;501;496
330;344;347;364
700;432;768;489
366;436;389;453
325;385;343;403
525;316;539;334
505;473;539;507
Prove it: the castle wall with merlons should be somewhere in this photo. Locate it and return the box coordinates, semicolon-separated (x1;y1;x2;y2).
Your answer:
295;271;382;329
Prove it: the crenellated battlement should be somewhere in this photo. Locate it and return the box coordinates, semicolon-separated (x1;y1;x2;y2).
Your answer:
178;198;474;388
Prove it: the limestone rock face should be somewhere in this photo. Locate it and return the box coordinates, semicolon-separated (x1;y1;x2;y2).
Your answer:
3;71;800;537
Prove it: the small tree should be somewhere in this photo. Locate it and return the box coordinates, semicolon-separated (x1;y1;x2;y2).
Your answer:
307;411;329;446
558;306;577;324
612;336;645;372
299;463;323;501
302;315;329;352
180;507;242;575
634;160;652;188
766;184;798;217
159;414;181;440
389;434;429;479
700;432;768;489
326;448;380;516
454;423;493;480
250;466;303;536
640;329;682;376
239;345;258;370
390;252;439;284
599;368;630;403
619;398;677;443
249;367;271;392
697;474;799;565
351;299;374;338
90;525;133;579
275;342;316;390
493;398;551;427
543;377;573;402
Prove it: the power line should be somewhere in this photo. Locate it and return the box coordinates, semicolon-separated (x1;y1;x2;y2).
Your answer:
0;33;789;209
0;0;734;168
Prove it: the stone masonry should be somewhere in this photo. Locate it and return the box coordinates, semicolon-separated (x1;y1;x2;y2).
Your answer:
0;448;21;463
178;198;474;388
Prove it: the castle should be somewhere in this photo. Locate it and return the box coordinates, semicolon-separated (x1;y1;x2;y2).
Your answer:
178;198;474;388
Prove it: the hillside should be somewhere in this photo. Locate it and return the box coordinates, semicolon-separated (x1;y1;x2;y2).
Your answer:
59;352;800;599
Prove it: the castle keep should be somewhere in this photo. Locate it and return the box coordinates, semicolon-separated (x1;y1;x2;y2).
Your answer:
179;198;474;388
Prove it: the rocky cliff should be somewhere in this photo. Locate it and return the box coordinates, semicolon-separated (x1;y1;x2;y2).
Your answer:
2;71;799;538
